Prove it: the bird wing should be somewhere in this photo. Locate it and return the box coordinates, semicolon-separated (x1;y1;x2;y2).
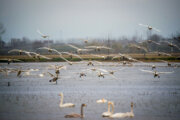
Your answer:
158;71;174;74
139;23;148;28
101;46;112;50
62;52;83;60
38;47;50;50
47;72;55;77
153;27;161;32
151;41;161;45
85;46;97;49
67;44;79;50
159;60;168;63
37;29;45;36
22;51;32;57
140;69;154;74
38;54;51;59
8;49;21;53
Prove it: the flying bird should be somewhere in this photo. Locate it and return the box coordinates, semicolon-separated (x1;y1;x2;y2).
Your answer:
139;23;160;32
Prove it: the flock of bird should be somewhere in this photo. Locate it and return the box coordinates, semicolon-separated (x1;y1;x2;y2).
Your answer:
0;23;179;119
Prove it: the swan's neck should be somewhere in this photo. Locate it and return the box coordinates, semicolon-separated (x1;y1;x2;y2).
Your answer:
131;105;133;113
60;94;63;105
81;106;84;117
107;103;110;112
111;103;114;113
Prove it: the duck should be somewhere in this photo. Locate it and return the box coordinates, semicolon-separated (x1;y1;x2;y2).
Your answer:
59;93;75;108
65;104;86;118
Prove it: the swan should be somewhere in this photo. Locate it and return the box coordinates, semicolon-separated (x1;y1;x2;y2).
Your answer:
67;44;93;54
59;93;75;108
96;98;107;103
8;49;32;57
0;58;22;64
102;101;114;117
109;102;134;118
140;69;174;78
139;23;160;32
129;44;148;53
30;52;51;60
85;46;112;51
61;52;83;60
47;72;59;84
37;29;49;38
65;104;86;118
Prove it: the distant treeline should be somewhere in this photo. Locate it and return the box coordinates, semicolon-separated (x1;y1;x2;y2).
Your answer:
0;34;180;55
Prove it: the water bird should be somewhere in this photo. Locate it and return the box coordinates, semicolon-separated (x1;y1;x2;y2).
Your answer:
8;49;32;57
37;29;49;38
102;101;114;117
129;44;148;52
64;104;86;118
59;92;75;108
30;52;51;60
139;23;160;32
161;41;180;50
96;98;107;103
0;58;22;64
47;72;59;84
109;102;134;118
85;46;112;51
159;60;172;66
38;47;61;54
67;44;93;54
61;52;83;60
140;69;174;78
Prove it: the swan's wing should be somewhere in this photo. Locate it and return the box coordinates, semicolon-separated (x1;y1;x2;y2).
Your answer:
159;60;168;63
67;44;79;50
85;46;97;49
38;47;50;50
22;51;32;57
47;72;55;77
62;52;83;60
98;68;108;73
173;44;180;50
8;49;21;53
93;60;102;65
158;71;174;74
39;54;51;59
51;49;62;55
139;23;148;28
153;27;161;32
140;69;154;74
12;59;22;62
101;46;112;50
151;41;161;45
37;29;45;36
59;55;73;65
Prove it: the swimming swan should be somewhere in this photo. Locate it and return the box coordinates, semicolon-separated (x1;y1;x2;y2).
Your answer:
59;93;75;108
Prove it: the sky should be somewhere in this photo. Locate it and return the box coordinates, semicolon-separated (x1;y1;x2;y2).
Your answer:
0;0;180;42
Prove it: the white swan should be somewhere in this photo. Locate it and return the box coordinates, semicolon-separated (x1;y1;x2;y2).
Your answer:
96;98;107;103
109;102;134;118
59;93;75;108
102;101;114;117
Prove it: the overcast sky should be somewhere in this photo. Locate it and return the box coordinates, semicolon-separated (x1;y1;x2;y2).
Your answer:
0;0;180;41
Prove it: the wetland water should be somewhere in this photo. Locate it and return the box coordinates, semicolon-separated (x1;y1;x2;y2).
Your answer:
0;62;180;120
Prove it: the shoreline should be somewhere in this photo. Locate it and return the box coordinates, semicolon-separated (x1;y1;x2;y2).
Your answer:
0;53;180;62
